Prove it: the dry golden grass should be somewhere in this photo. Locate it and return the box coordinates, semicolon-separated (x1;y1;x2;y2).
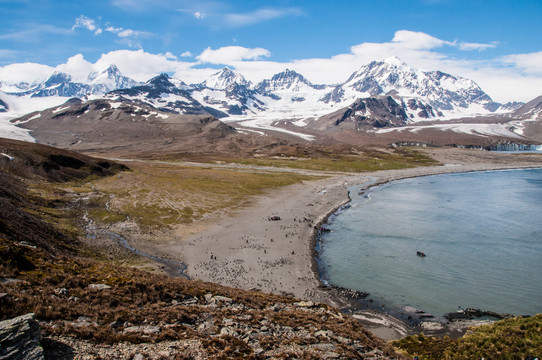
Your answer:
164;147;440;173
80;162;317;229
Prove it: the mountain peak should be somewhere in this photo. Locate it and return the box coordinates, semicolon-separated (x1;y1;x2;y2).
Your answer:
85;64;138;91
340;58;498;116
382;56;408;67
255;69;321;94
44;72;72;86
203;67;249;90
269;69;311;86
220;66;233;73
148;73;171;83
104;64;121;76
273;69;305;80
144;73;178;92
88;64;122;82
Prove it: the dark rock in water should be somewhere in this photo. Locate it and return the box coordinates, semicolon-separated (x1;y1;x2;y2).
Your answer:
0;313;44;360
333;286;369;300
444;308;515;321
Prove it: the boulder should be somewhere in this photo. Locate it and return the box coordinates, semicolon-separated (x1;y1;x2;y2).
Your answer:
0;313;44;360
87;283;111;290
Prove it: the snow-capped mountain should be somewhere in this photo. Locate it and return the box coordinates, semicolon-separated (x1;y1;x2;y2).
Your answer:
106;73;229;118
4;65;139;98
0;57;522;136
325;57;500;119
256;69;327;95
514;96;542;120
237;69;336;121
11;97;238;155
86;64;139;92
312;96;411;131
498;101;526;113
0;80;37;93
200;67;251;90
191;67;264;116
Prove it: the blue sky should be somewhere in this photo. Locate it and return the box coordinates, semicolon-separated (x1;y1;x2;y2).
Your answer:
1;0;542;102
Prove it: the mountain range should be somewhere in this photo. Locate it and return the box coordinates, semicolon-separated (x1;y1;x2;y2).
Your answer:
0;57;527;123
3;64;139;98
3;57;542;149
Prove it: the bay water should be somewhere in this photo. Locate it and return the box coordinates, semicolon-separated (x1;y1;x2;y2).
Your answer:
318;168;542;318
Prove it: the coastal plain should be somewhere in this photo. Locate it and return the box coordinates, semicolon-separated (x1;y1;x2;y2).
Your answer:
86;148;542;340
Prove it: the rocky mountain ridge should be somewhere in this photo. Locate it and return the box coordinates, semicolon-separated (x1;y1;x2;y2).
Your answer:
312;96;412;131
0;93;8;112
0;58;515;123
11;97;240;157
3;58;542;147
334;57;500;115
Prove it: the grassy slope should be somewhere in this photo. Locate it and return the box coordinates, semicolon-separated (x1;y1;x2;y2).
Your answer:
84;162;317;229
0;139;403;358
6;139;539;358
163;147;440;173
393;315;542;359
0;238;398;358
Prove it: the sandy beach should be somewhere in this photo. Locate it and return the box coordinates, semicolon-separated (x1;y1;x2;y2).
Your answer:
141;148;542;340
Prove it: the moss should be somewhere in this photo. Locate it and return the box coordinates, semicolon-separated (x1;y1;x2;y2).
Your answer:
88;208;127;224
185;147;439;173
393;315;542;359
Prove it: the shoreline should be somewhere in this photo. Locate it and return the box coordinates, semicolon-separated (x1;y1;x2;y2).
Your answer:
125;148;542;341
310;166;542;339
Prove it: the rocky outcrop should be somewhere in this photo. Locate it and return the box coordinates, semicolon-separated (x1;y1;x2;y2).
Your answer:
0;313;44;360
0;98;8;113
312;96;410;131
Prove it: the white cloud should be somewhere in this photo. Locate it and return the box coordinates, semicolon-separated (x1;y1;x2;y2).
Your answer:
55;54;95;82
176;5;302;28
459;41;498;51
94;49;194;82
111;0;180;11
190;31;540;103
103;24;154;48
391;30;454;49
111;28;153;39
0;62;54;84
72;15;102;35
0;24;70;42
106;27;149;38
196;46;271;64
222;8;302;28
0;49;18;61
501;51;542;75
73;16;154;48
1;30;541;103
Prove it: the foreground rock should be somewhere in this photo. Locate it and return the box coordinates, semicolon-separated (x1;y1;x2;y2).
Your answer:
0;313;44;360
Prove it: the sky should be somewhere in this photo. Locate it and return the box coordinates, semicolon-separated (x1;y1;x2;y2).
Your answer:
1;0;542;102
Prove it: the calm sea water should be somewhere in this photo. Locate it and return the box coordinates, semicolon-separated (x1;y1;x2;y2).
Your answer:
318;168;542;318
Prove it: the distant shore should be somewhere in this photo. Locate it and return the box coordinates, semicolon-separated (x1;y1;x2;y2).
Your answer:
142;148;542;340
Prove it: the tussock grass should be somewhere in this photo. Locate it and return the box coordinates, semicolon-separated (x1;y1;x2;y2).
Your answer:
393;315;542;359
0;237;400;359
204;147;439;173
82;163;316;229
